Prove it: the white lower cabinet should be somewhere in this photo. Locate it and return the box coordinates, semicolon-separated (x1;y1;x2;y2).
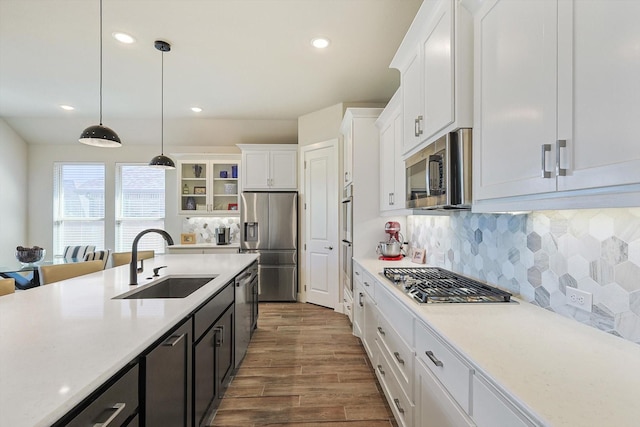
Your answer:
375;340;414;427
359;264;539;427
415;357;474;427
415;320;472;413
472;375;534;427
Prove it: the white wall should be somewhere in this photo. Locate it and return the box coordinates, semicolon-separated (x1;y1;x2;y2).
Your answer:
26;144;250;256
0;119;28;264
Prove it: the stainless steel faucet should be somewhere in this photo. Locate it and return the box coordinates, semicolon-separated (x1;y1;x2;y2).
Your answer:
130;229;174;285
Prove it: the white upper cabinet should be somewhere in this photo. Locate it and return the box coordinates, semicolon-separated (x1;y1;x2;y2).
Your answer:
377;90;406;213
343;123;353;187
390;0;473;156
238;144;298;191
474;0;640;210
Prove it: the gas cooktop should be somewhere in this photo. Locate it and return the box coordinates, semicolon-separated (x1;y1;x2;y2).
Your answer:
382;267;512;304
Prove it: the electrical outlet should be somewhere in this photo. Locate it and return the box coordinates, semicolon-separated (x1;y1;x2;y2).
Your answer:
566;287;592;312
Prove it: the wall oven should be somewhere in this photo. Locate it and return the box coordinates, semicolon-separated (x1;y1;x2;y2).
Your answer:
406;128;472;210
341;185;353;293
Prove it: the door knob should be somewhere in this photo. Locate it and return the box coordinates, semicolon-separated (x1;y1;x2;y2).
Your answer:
324;246;333;250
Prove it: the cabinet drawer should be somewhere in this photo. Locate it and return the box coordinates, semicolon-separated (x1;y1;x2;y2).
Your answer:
376;312;414;396
472;375;535;427
353;260;364;282
374;340;414;427
415;357;475;427
360;270;376;301
376;282;414;346
415;320;472;412
194;281;234;340
62;364;138;427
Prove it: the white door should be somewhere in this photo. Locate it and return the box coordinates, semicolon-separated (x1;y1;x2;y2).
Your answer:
304;142;338;309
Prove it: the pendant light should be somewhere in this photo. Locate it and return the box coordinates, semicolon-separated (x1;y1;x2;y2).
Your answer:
148;40;176;169
79;0;122;148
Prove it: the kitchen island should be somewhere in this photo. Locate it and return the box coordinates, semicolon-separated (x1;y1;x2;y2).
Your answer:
355;257;640;427
0;253;258;427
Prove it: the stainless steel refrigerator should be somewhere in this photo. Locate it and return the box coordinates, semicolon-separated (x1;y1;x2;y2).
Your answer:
239;192;297;301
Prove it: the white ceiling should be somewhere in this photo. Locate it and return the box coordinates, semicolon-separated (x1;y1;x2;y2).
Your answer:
0;0;422;146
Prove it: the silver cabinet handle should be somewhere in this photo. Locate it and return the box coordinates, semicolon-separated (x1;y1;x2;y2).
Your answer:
393;351;405;365
556;139;567;176
418;115;424;135
364;281;370;287
354;271;360;276
358;292;364;307
163;334;184;347
324;246;333;250
414;117;420;137
215;326;224;346
377;364;385;375
426;350;444;367
541;144;552;178
394;398;405;414
377;326;385;336
93;403;126;427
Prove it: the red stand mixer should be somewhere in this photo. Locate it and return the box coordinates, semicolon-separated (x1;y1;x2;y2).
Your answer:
377;221;405;260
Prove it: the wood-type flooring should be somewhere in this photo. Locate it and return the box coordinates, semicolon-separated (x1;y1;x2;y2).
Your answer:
209;302;398;427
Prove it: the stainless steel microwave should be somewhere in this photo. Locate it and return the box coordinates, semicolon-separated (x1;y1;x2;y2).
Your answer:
405;128;472;210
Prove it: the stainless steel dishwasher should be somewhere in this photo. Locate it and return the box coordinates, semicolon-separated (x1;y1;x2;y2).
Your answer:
235;262;258;369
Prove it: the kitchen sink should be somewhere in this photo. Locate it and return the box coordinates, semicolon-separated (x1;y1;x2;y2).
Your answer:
113;276;217;299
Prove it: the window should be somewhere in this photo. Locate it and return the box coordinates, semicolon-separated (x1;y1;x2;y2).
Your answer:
53;163;105;256
116;164;166;253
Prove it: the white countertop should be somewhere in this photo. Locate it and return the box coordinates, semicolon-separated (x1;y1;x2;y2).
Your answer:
356;257;640;427
0;253;258;427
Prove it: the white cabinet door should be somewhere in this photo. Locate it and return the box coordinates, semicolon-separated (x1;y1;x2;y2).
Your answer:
415;358;475;427
343;125;353;186
401;50;423;154
380;111;397;212
240;147;297;190
378;90;405;212
474;0;558;200
422;0;454;140
557;0;640;192
270;150;297;190
352;280;364;338
242;151;270;190
472;375;533;427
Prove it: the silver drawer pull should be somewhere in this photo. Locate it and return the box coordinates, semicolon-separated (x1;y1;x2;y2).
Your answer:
215;326;224;346
377;326;385;336
354;271;360;276
556;139;567;176
426;350;444;367
377;364;385;376
394;398;405;414
393;351;405;365
163;334;184;347
364;281;370;287
93;403;126;427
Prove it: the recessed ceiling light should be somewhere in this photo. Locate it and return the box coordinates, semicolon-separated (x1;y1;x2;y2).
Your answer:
311;37;330;49
112;32;135;44
60;105;74;111
191;107;203;113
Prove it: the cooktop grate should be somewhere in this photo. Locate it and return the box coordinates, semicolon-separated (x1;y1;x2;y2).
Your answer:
383;267;512;304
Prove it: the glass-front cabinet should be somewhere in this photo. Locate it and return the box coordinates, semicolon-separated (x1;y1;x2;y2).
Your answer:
178;157;240;216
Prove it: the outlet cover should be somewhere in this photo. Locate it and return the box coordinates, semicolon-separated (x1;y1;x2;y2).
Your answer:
566;287;593;312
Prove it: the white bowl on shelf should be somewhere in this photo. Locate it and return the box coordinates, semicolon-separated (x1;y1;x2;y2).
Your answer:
223;183;237;194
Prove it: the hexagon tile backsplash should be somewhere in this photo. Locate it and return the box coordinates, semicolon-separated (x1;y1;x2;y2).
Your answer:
407;208;640;344
182;217;240;243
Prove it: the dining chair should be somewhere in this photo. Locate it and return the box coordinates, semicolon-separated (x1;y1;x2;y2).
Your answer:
111;250;155;267
62;245;96;261
83;249;112;270
0;278;15;296
39;260;104;285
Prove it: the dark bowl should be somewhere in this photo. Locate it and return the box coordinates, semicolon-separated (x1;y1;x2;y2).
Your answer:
15;249;46;264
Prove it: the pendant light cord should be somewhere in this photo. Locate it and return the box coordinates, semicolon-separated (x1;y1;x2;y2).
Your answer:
99;0;103;126
161;49;164;155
